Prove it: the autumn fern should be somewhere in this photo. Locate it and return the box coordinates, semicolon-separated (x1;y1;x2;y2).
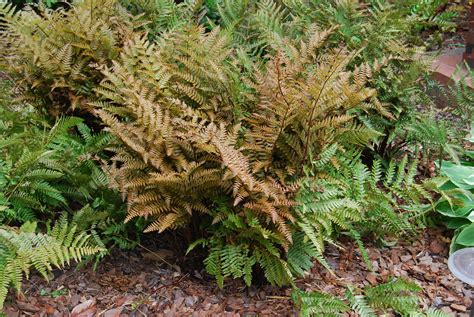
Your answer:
0;0;140;114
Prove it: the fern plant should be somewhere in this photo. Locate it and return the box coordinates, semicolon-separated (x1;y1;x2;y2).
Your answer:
404;0;458;34
0;83;138;305
0;0;140;116
0;116;79;223
448;65;474;125
0;114;112;222
0;219;103;308
0;0;448;290
120;0;208;39
296;145;442;269
292;288;349;317
0;81;142;253
89;23;390;286
293;278;449;317
406;115;461;169
188;208;318;287
211;0;451;161
3;120;144;252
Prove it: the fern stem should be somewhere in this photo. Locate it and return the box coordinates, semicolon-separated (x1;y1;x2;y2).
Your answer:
271;56;293;158
437;145;443;173
299;47;346;173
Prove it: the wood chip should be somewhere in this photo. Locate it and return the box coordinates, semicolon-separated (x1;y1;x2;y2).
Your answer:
451;304;467;312
366;273;378;285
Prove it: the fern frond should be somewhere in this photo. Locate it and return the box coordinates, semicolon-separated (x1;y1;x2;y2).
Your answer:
0;220;103;308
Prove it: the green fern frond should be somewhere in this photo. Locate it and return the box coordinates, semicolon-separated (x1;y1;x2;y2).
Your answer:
0;220;103;308
345;286;377;317
292;288;349;317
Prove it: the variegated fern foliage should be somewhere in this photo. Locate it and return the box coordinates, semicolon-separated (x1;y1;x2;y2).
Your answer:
207;0;446;159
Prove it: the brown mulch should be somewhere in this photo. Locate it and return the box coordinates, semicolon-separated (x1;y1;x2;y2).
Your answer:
2;228;472;316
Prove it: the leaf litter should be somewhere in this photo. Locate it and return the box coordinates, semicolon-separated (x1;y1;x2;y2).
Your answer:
3;228;471;316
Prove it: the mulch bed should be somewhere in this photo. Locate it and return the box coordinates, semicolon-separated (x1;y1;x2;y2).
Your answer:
3;228;471;316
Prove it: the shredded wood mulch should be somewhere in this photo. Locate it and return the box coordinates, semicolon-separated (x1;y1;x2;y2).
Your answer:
2;228;472;316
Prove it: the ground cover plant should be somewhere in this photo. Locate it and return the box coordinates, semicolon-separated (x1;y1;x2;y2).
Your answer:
0;78;141;307
435;123;474;253
0;0;470;315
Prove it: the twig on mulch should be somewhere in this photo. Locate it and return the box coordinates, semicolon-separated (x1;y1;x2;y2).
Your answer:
154;273;190;293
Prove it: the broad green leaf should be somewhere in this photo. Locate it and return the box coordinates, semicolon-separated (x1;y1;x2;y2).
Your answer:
444;217;471;229
454;223;474;246
436;195;474;218
440;161;474;190
465;151;474;160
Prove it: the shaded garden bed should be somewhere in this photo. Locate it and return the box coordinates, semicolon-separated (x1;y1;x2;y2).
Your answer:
3;228;470;316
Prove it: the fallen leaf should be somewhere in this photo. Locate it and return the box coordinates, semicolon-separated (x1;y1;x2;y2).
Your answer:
103;306;123;317
185;296;198;307
71;293;82;306
45;306;56;314
71;298;96;317
391;253;400;265
441;306;453;314
400;255;412;262
17;301;41;313
174;296;185;307
4;308;19;317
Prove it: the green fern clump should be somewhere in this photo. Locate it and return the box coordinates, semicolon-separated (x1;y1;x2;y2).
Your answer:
403;0;458;35
293;278;448;317
0;116;77;223
0;87;138;307
362;278;421;315
120;0;207;39
189;211;318;287
296;145;441;269
0;114;105;222
0;76;143;247
448;66;474;125
0;219;103;308
292;288;349;317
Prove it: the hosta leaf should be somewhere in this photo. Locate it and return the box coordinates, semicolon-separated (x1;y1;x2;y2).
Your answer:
454;224;474;247
440;162;474;190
